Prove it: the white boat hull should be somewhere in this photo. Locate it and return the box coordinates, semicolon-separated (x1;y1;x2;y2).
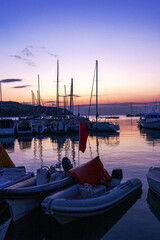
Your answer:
0;218;12;240
139;112;160;130
0;129;15;136
0;119;15;136
50;120;69;134
89;122;119;132
16;119;33;135
7;198;40;222
147;167;160;196
0;175;74;222
140;121;160;130
42;178;142;224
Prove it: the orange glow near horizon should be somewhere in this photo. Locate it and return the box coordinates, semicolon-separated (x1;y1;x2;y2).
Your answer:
2;92;160;107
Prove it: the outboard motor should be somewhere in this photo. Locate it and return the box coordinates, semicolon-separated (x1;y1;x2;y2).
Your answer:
106;168;123;188
50;165;56;174
36;166;50;185
112;169;123;180
62;157;73;173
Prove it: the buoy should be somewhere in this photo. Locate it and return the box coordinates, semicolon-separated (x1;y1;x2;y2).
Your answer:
0;144;16;168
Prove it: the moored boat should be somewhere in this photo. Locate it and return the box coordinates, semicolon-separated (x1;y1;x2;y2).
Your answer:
88;121;120;132
42;156;142;224
0;118;15;136
49;118;69;134
69;116;89;133
0;201;12;240
16;118;32;136
147;167;160;196
147;189;160;221
32;119;47;135
139;112;160;129
0;157;75;222
0;144;34;189
88;61;119;133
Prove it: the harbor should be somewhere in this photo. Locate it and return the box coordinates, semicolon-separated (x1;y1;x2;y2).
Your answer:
1;1;160;239
0;116;160;239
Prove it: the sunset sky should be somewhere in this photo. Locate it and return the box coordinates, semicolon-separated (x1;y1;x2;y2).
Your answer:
1;0;160;108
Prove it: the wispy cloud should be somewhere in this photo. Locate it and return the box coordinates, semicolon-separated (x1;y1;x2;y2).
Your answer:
12;85;31;88
21;47;34;57
9;55;36;67
9;45;57;67
31;46;58;58
1;79;22;83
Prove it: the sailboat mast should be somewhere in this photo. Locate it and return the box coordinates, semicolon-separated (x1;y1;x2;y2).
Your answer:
56;60;59;111
0;82;2;102
38;74;40;105
64;85;67;114
96;60;98;123
0;82;2;117
70;78;73;114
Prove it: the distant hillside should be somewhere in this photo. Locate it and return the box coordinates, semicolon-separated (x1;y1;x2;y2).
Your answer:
0;101;71;117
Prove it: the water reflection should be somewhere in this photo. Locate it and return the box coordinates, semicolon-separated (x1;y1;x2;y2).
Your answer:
5;208;44;240
0;132;120;154
50;134;69;165
33;137;43;167
68;133;79;167
89;132;120;146
88;132;120;158
147;189;160;221
0;190;143;240
5;189;141;240
17;136;33;149
0;202;12;240
0;132;120;171
1;117;160;239
139;128;160;145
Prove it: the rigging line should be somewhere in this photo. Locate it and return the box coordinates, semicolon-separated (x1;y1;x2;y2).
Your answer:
88;137;93;160
88;65;96;117
99;66;110;105
96;134;99;157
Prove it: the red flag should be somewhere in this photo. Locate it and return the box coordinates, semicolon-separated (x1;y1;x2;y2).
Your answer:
79;121;88;153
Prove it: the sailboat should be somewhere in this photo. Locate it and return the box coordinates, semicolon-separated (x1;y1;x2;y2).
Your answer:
49;60;69;134
88;60;120;132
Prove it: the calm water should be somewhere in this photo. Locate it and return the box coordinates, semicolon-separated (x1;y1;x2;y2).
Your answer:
1;117;160;239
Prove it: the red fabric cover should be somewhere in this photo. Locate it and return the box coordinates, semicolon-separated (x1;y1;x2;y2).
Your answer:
68;156;112;187
0;144;4;153
79;121;88;153
0;144;16;168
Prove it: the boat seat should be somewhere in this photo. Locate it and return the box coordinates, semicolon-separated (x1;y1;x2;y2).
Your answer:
50;172;66;181
107;178;121;188
79;184;106;198
93;185;107;196
3;167;27;180
6;176;36;189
